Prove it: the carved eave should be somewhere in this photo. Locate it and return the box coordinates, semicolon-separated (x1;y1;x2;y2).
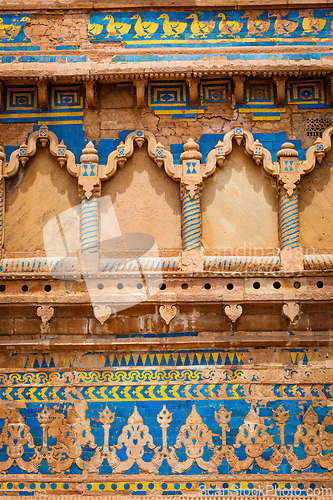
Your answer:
0;64;330;86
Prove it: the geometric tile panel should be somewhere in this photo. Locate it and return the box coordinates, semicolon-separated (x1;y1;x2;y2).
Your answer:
200;79;231;103
51;86;83;109
287;79;326;108
148;80;204;117
236;79;285;121
6;87;38;110
0;85;84;125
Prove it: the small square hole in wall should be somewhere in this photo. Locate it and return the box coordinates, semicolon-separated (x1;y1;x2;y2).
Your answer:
306;117;332;137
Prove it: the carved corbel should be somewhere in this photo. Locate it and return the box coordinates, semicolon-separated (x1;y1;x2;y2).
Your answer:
159;304;177;325
133;79;147;108
93;304;113;326
37;305;54;326
0;81;4;112
37;80;49;110
185;77;200;107
85;81;97;109
273;76;287;107
224;304;243;323
282;302;300;324
233;76;245;105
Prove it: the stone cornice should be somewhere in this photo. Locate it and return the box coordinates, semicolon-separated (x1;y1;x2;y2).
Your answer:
1;0;333;11
0;59;331;83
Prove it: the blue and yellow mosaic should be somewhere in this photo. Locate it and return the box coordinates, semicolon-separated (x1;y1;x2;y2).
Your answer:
0;398;331;476
89;9;333;47
287;79;327;108
236;80;285;121
0;85;83;125
5;347;330;372
0;347;332;481
0;480;331;496
148;81;204;117
0;14;35;49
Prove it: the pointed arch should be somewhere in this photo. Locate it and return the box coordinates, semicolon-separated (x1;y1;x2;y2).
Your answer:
4;123;78;180
104;129;180;181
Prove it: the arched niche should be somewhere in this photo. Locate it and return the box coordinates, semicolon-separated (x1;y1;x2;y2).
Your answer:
202;144;278;252
5;146;78;253
299;148;333;250
102;143;182;255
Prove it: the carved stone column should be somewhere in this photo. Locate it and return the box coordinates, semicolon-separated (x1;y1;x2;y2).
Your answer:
79;143;101;272
276;143;303;271
180;138;203;272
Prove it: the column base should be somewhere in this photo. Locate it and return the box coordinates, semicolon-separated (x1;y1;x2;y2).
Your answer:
79;251;100;274
280;247;304;271
181;248;204;272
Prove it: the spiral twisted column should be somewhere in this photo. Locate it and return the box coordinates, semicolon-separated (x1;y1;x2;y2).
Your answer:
81;193;99;254
276;142;303;271
182;186;201;251
279;186;300;251
179;138;204;271
78;143;101;274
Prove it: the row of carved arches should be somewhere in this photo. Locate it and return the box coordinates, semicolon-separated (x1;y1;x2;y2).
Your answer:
0;124;333;272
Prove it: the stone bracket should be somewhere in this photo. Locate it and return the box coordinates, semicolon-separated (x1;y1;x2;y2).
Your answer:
233;75;246;105
85;81;97;109
37;80;49;110
273;76;287;107
133;79;147;108
185;77;200;107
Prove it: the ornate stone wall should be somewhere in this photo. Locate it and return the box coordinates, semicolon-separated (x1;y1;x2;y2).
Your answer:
1;1;333;498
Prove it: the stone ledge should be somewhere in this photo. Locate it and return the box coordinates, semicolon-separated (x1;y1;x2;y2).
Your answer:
2;0;333;11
